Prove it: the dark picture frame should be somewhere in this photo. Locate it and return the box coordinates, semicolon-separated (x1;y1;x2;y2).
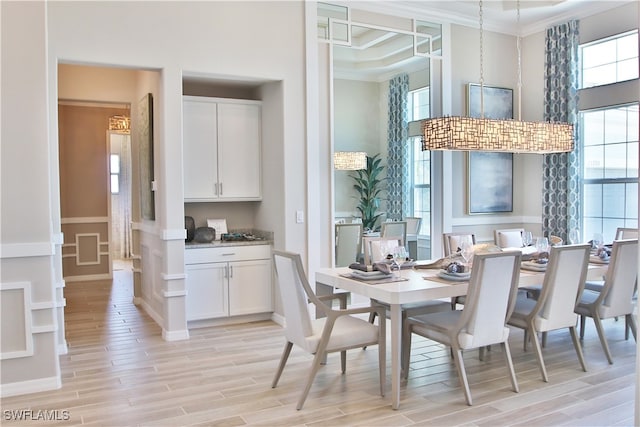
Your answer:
466;83;514;214
138;93;155;221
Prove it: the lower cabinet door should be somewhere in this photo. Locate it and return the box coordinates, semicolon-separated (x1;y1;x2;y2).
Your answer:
228;259;272;316
185;262;228;321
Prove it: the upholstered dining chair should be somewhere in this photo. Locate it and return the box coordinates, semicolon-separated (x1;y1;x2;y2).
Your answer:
404;217;422;236
381;221;407;247
575;239;638;364
271;250;386;410
402;251;522;406
507;244;591;382
335;223;363;267
494;228;525;249
363;237;400;265
443;232;477;256
615;227;639;240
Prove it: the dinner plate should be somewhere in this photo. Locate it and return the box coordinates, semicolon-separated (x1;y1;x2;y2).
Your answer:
350;270;390;281
589;255;610;264
521;261;547;271
437;270;471;281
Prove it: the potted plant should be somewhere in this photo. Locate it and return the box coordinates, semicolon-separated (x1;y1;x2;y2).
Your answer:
350;153;385;231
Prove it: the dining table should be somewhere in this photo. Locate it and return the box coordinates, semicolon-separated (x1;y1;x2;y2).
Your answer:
315;259;609;410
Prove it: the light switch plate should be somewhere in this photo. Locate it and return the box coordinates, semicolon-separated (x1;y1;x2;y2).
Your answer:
296;210;304;224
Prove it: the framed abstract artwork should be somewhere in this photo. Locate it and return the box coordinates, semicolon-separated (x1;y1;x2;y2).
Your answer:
467;83;513;214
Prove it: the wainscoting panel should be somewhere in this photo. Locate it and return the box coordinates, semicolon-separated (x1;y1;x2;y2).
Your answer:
61;218;111;281
0;282;33;360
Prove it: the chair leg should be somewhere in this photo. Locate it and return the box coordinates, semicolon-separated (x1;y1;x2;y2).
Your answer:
297;349;326;410
579;315;586;339
569;326;587;372
528;326;548;382
625;314;637;341
272;341;293;388
341;350;346;373
591;313;614;364
451;347;473;406
501;341;519;393
523;329;529;351
541;331;547;348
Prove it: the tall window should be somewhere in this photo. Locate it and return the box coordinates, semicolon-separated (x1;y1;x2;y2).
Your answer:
581;30;638;88
581;104;639;242
408;87;430;235
110;154;120;194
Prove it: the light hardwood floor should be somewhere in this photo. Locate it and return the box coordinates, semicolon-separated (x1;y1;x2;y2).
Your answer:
1;267;636;426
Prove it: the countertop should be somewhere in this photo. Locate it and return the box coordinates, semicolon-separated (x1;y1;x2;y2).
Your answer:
185;239;272;249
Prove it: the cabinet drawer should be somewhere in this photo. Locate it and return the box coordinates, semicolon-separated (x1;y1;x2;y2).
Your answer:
185;244;271;264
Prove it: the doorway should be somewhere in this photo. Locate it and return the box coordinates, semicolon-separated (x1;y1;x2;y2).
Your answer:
109;130;133;272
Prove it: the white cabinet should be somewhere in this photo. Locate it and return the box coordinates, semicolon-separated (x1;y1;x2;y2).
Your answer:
185;245;272;321
183;96;262;202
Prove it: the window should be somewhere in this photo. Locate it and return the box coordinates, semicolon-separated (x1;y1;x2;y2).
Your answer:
110;154;120;194
410;137;430;236
408;87;430;121
580;30;638;89
581;104;638;242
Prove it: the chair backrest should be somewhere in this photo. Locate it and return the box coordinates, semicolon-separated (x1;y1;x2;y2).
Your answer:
404;217;422;235
616;227;639;240
549;235;563;246
381;221;407;247
443;232;477;256
272;250;318;352
494;228;524;248
534;244;591;329
457;251;521;349
598;239;638;317
335;223;363;267
364;238;400;265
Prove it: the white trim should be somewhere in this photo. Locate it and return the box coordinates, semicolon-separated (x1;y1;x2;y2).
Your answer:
163;290;187;298
64;273;111;282
58;342;69;355
0;282;33;360
162;328;190;341
31;301;55;310
132;296;143;306
0;242;55;258
32;324;57;334
139;298;163;330
161;273;186;281
270;312;285;327
60;216;108;224
0;376;61;398
52;232;64;245
75;233;101;265
162;228;187;241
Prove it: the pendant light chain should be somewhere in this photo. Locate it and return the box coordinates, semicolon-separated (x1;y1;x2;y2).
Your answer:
479;0;484;118
516;0;522;120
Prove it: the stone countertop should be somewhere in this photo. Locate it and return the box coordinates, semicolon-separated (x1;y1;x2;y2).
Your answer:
185;239;272;249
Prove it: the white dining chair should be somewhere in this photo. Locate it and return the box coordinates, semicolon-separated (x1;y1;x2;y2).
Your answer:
443;232;477;256
494;228;525;249
380;221;407;247
616;227;639;240
402;251;522;406
335;223;363;267
575;239;638;364
271;250;386;410
364;237;400;265
507;244;591;382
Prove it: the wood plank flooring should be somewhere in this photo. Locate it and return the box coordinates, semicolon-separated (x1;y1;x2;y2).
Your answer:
1;265;636;426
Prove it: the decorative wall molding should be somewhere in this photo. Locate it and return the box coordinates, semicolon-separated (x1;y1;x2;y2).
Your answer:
162;328;190;341
0;242;55;259
31;324;57;334
60;216;109;224
162;290;187;298
0;282;33;360
64;273;110;283
52;232;64;245
161;273;186;281
0;376;61;398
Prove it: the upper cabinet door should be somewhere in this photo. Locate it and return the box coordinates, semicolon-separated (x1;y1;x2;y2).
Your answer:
183;98;219;200
217;102;262;200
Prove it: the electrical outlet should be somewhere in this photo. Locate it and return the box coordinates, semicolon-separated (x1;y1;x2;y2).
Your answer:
296;210;304;224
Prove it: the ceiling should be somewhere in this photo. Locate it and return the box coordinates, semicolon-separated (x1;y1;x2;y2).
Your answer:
347;0;633;36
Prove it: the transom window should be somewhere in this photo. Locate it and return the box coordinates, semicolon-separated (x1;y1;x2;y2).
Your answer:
580;30;638;89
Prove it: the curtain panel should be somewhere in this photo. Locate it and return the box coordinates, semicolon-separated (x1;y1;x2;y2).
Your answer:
387;73;410;221
542;20;580;242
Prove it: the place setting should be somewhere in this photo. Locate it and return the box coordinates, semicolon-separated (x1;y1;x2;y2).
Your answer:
343;246;412;284
588;233;611;264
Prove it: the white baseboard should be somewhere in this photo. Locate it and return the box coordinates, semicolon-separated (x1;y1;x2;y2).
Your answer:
0;376;61;398
162;328;189;341
271;312;285;327
58;342;68;355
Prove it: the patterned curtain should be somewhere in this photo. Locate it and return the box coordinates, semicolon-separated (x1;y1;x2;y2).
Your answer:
387;73;410;221
542;20;580;242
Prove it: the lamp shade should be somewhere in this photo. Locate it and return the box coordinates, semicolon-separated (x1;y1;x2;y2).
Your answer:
334;151;367;170
422;116;574;153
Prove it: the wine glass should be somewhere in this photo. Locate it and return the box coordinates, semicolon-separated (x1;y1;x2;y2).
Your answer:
535;237;550;261
391;246;407;278
592;233;604;250
522;231;533;247
459;236;474;267
569;228;581;245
